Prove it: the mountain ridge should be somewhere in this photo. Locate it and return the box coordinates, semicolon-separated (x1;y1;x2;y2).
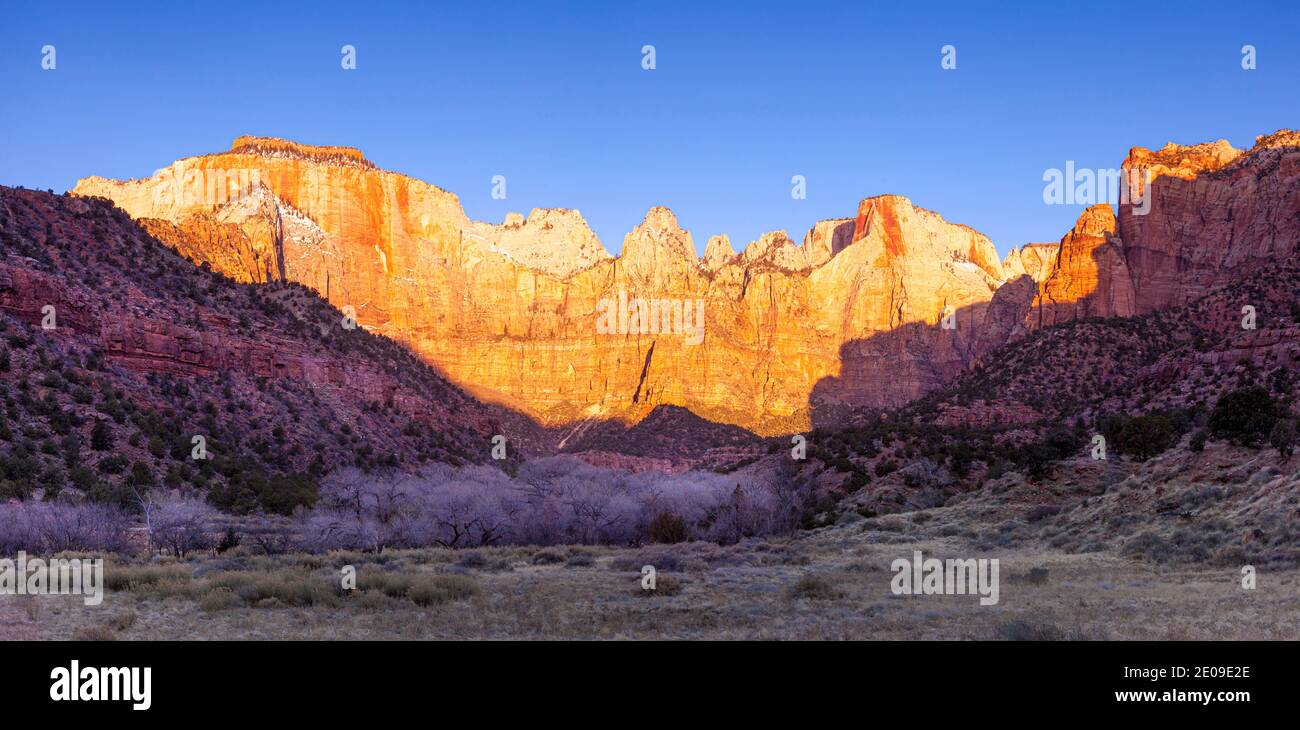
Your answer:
69;130;1300;435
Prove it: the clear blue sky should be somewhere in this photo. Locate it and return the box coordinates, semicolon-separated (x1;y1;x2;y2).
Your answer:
2;0;1297;258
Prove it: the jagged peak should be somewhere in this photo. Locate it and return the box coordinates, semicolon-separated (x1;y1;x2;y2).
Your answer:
1002;242;1060;283
853;194;1004;280
1117;131;1297;200
705;233;733;251
1158;138;1237;155
1014;241;1060;253
741;230;793;256
466;206;609;278
854;193;990;241
702;234;736;270
801;218;855;269
1070;204;1119;237
621;205;694;261
752;229;793;246
738;230;810;272
522;207;588;226
1002;241;1061;264
803;217;854;236
637;205;682;232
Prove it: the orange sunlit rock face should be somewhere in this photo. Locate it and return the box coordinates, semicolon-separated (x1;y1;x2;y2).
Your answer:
73;132;1299;434
1029;204;1135;328
1001;243;1058;284
74;138;1036;435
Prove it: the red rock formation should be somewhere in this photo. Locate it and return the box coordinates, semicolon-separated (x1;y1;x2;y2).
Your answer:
1029;205;1136;327
71;130;1299;434
0;260;435;418
1022;130;1299;328
74;142;1033;434
1118;131;1300;312
0;185;551;479
0;265;98;333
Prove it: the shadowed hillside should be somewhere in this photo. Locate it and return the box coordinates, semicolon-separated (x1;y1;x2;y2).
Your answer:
0;186;547;513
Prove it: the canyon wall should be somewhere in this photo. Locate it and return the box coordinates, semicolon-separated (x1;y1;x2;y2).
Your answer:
75;139;1040;435
1009;132;1300;332
72;131;1300;434
1118;130;1300;312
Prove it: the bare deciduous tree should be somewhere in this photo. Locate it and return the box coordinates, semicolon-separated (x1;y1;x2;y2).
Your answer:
297;456;812;551
145;497;215;558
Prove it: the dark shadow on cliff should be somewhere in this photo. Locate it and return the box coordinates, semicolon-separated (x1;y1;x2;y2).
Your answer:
808;274;1039;431
0;186;564;476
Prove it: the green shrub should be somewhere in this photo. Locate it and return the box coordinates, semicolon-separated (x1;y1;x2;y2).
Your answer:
646;512;689;544
1269;418;1297;461
207;465;318;516
90;420;114;451
96;455;126;475
1209;387;1280;446
0;478;32;500
1117;415;1175;460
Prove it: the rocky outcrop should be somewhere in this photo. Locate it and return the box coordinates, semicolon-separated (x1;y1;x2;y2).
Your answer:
462;208;610;278
1019;130;1300;329
0;265;98;333
0;259;427;415
1001;243;1058;283
802;219;855;268
701;234;736;272
1118;131;1300;312
740;231;810;272
1029;205;1136;327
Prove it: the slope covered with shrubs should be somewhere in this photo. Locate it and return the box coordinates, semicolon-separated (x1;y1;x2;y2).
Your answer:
0;186;540;522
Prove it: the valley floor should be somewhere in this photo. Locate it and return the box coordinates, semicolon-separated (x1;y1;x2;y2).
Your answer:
5;522;1297;641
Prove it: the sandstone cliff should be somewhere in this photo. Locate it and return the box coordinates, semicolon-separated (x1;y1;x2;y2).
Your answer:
1018;130;1299;329
1117;131;1300;312
1029;204;1136;327
74;139;1037;435
72;131;1299;435
1001;243;1058;283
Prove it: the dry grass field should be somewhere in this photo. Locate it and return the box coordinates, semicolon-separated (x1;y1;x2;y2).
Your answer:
5;516;1297;641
